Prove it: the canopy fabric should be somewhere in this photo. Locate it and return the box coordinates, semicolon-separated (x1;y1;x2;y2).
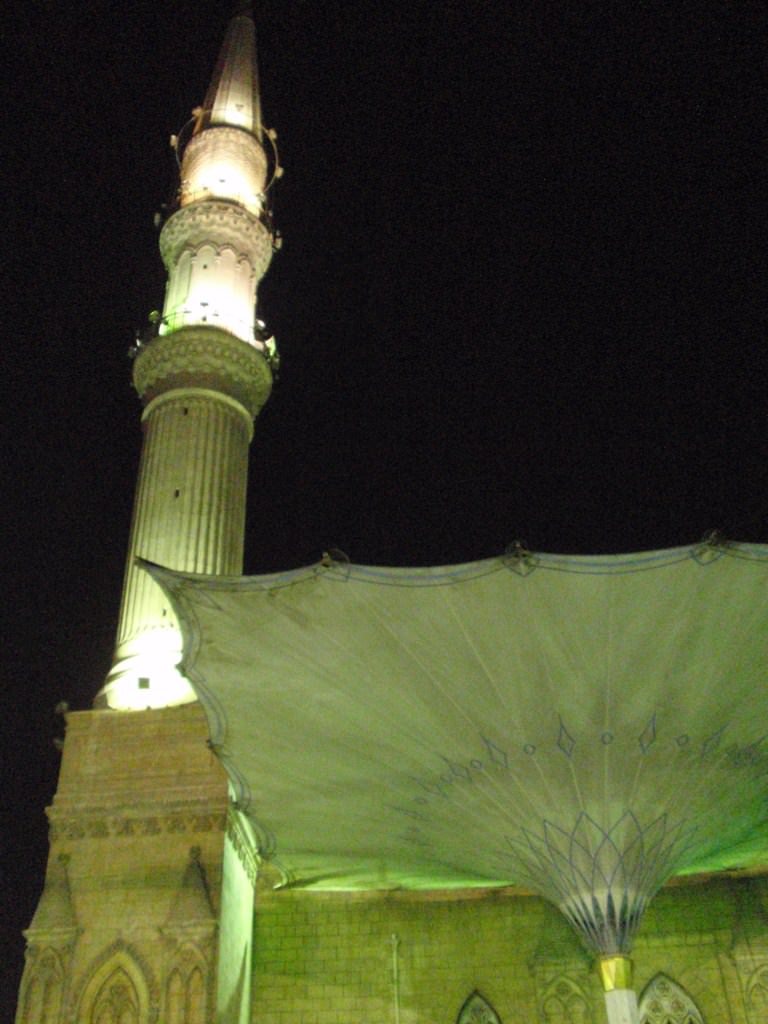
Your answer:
149;542;768;949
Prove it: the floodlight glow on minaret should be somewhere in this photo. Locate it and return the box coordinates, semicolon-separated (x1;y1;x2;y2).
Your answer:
160;7;276;343
97;6;278;710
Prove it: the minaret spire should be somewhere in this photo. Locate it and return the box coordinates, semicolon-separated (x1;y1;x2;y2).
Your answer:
200;3;262;137
96;11;278;709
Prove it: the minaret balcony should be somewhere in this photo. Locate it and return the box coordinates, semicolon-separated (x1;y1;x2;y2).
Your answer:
159;200;272;280
132;324;272;420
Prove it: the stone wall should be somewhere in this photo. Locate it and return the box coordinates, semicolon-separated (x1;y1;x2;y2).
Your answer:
252;874;768;1024
16;705;768;1024
15;706;230;1024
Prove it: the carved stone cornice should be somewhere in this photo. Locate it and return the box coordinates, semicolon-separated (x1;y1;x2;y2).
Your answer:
160;199;272;278
133;326;272;417
47;806;227;843
23;939;78;963
226;806;260;886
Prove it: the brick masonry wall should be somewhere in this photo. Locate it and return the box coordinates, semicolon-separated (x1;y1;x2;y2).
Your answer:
251;875;768;1024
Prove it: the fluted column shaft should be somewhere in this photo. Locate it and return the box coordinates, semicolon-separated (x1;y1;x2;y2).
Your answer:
98;325;272;709
116;389;251;639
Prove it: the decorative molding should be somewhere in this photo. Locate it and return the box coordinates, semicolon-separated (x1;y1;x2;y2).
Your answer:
226;806;259;886
539;974;594;1023
456;991;502;1024
70;938;161;1024
164;939;212;967
141;387;256;440
638;973;704;1024
47;808;226;844
163;941;215;1024
160;199;272;277
745;963;768;1017
91;969;139;1024
133;326;271;417
16;947;66;1024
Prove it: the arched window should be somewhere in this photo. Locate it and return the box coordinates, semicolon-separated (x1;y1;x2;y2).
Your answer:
639;973;704;1024
456;990;503;1024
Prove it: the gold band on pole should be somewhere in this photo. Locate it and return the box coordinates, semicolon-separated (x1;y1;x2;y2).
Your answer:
598;955;634;992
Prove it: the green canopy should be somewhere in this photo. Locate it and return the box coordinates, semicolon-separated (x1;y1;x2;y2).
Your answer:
150;541;768;954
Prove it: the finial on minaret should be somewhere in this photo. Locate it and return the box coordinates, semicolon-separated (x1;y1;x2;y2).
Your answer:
197;3;262;138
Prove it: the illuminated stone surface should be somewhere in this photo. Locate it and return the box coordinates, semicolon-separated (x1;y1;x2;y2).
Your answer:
18;11;267;1024
246;875;768;1024
97;7;274;711
17;8;768;1024
17;705;231;1023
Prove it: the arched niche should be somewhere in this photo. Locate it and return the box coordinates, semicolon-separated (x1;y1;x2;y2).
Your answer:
746;964;768;1014
456;990;502;1024
164;943;210;1024
92;966;139;1024
639;973;704;1024
539;975;592;1023
19;948;65;1024
74;942;158;1024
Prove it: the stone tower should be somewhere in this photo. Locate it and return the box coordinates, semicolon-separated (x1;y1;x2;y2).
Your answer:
15;8;275;1023
98;2;278;712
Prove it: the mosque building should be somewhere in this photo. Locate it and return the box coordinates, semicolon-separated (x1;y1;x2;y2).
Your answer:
15;8;768;1024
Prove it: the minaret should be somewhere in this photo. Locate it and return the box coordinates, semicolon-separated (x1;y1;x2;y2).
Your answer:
98;3;278;710
16;15;274;1024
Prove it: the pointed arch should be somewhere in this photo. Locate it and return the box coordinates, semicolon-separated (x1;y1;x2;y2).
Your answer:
163;942;211;1024
746;964;768;1013
166;969;184;1024
187;967;205;1024
18;948;65;1024
539;975;592;1023
74;940;159;1024
456;990;503;1024
92;966;138;1024
638;973;704;1024
164;249;193;331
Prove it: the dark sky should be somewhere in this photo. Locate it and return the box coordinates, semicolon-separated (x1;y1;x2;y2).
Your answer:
3;0;767;1009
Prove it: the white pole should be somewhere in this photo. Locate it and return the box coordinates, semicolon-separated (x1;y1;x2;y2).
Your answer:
603;988;640;1024
598;956;640;1024
391;933;401;1024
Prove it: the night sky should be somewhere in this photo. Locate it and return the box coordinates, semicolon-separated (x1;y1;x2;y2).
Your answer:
3;0;767;1009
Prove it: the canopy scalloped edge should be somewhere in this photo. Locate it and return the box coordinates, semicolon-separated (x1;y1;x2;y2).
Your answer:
142;541;768;933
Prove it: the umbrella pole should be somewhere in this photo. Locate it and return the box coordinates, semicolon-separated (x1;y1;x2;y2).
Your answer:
598;956;640;1024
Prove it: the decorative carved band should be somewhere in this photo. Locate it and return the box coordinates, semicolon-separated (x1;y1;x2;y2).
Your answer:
47;808;227;843
132;326;272;417
226;807;260;886
160;200;272;277
141;388;255;439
